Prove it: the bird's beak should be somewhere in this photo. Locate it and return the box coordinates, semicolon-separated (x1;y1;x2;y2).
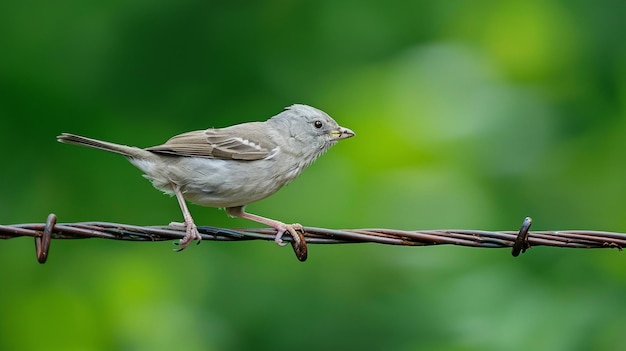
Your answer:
330;126;355;140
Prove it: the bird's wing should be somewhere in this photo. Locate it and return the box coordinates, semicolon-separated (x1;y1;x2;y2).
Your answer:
146;122;277;161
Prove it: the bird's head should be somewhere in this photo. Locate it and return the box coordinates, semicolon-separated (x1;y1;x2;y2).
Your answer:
271;104;355;156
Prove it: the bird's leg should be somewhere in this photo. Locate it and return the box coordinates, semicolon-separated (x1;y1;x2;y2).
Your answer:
169;183;201;250
225;206;303;247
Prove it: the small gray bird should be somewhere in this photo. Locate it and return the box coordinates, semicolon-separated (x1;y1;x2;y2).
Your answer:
57;104;354;257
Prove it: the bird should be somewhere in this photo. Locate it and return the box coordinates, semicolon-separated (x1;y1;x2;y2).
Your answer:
57;104;354;258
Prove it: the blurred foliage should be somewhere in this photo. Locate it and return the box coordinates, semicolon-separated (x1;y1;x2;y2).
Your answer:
1;0;626;350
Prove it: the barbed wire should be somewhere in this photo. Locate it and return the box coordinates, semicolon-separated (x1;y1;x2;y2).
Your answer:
1;214;623;263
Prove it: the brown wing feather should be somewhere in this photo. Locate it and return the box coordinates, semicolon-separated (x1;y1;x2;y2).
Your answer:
146;122;276;161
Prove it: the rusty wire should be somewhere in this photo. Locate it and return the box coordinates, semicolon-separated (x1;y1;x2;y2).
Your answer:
0;214;624;263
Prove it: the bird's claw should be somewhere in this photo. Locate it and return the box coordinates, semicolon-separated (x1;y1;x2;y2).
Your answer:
275;238;288;247
169;221;202;251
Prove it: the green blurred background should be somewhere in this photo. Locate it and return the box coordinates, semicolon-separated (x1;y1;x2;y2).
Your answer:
1;0;626;350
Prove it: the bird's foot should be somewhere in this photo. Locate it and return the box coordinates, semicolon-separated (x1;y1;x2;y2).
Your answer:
274;223;304;246
274;222;307;262
169;221;202;250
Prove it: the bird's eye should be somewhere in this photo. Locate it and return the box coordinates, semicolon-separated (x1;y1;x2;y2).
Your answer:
313;120;323;129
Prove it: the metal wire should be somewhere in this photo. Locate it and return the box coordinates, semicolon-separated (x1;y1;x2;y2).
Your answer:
0;214;623;263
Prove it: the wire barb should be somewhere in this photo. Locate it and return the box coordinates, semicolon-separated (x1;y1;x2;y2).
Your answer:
512;216;532;257
34;213;55;263
1;213;625;263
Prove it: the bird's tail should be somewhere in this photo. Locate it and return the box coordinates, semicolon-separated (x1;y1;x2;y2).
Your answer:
57;133;153;159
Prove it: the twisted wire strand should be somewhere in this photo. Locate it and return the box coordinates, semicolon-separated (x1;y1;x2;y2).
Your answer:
1;214;623;263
